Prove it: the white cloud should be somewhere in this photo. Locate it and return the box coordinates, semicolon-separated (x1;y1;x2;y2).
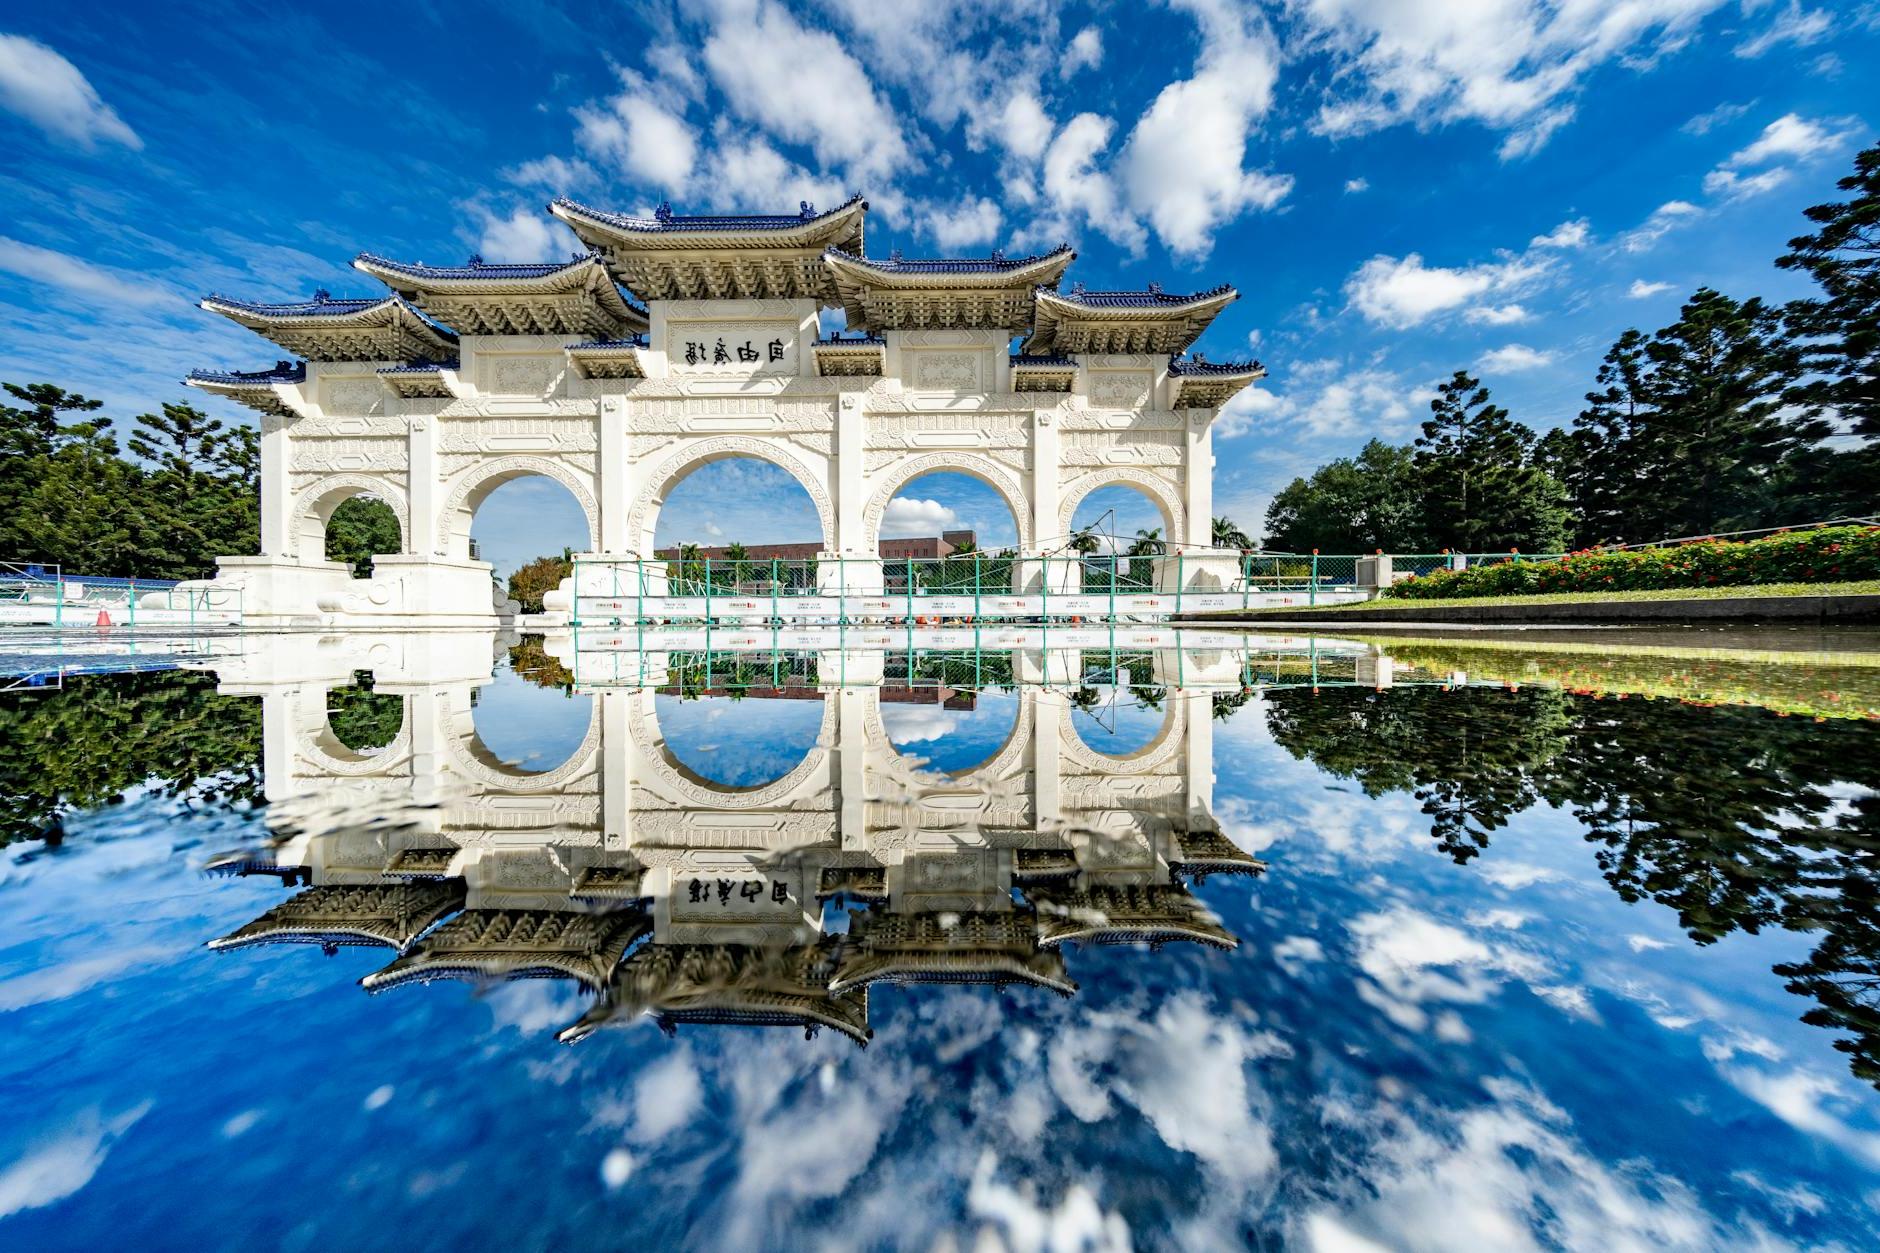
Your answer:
1727;1067;1880;1168
701;137;846;212
1344;177;1370;193
1735;3;1833;58
576;88;698;191
1529;218;1588;249
1063;26;1104;77
969;1152;1132;1253
1042;113;1145;252
883;496;960;536
475;208;575;262
923;196;1003;250
1682;99;1753;135
1466;303;1531;326
1703;112;1853;199
1218;361;1422;439
1620;199;1703;252
1346;251;1551;330
702;0;907;182
0;237;170;307
1477;344;1555;372
997;91;1055;161
0;34;140;149
1117;0;1289;257
1628;279;1675;298
1299;0;1727;158
503;154;597;194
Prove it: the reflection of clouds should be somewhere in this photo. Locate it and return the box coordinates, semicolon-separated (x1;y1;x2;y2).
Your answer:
0;1102;150;1220
879;702;960;744
1724;1067;1880;1169
1349;907;1559;1039
968;1151;1132;1252
1305;1079;1751;1252
654;694;826;788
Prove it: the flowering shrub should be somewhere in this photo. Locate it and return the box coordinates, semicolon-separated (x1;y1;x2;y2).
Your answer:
1380;526;1880;601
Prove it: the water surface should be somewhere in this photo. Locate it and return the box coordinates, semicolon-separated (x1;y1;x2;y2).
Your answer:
1;628;1877;1250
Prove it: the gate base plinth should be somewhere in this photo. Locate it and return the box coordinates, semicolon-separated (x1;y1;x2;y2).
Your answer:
214;554;507;628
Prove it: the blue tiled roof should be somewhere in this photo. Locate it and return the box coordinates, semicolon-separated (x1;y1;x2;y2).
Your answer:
566;336;650;350
356;252;601;280
815;333;885;347
378;359;460;374
556;193;867;233
1010;353;1076;367
1169;355;1263;376
203;292;386;317
827;245;1073;275
1054;281;1234;308
186;361;306;385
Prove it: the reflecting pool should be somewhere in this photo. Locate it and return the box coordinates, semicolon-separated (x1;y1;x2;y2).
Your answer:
2;626;1878;1250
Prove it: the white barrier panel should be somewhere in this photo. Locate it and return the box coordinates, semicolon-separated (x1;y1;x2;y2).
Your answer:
571;587;1373;623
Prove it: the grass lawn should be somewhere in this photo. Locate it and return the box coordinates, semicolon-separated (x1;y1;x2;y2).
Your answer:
1210;579;1880;615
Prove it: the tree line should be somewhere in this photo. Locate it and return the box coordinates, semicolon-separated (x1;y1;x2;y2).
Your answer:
1263;143;1880;554
0;382;406;579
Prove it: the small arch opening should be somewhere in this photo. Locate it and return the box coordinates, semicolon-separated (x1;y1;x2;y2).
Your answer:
881;650;1022;776
304;490;401;579
653;651;825;791
468;654;595;776
1070;651;1170;758
459;471;595;612
327;670;404;752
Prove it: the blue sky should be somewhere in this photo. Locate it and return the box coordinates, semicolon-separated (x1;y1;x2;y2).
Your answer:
1;1;1875;571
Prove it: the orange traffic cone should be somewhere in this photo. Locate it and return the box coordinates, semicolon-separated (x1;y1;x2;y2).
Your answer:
95;609;112;627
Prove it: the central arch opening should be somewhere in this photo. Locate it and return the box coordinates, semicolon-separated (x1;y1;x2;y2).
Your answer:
470;653;595;776
457;468;595;612
1070;484;1174;593
879;470;1021;596
652;455;826;594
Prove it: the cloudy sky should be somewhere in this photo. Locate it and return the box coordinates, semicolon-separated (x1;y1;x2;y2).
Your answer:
0;1;1873;570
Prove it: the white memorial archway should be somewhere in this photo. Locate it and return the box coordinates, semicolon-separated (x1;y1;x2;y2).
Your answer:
188;197;1265;627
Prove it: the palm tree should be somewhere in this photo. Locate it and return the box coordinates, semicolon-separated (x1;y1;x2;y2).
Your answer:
725;540;751;587
677;542;703;592
1126;526;1164;557
1212;516;1252;549
1069;529;1101;556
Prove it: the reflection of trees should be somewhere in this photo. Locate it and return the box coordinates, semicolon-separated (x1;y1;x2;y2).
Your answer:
507;636;574;692
1263;682;1880;1087
326;672;405;752
1268;686;1569;861
0;671;261;846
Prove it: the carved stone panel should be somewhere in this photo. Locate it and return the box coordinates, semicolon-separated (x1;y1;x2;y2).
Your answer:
479;354;563;397
1088;371;1152;409
909;351;983;391
322;376;385;416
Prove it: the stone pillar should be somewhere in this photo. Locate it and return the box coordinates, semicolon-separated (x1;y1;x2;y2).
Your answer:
1184;411;1213;549
598;394;628;553
828;391;881;595
258;415;292;558
406;415;439;556
1014;406;1073;593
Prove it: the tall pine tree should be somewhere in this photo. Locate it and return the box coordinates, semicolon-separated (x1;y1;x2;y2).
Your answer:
1413;371;1570;553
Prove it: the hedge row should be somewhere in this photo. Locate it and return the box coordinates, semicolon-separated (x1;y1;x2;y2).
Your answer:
1381;526;1880;600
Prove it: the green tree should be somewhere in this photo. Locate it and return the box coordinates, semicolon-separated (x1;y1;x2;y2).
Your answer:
1565;330;1656;545
1414;371;1570;553
326;496;401;577
1779;145;1880;447
1212;516;1252;549
508;549;573;613
725;540;752;586
1263;439;1423;551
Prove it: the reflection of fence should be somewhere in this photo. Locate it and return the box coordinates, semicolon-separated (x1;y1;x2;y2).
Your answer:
0;561;242;629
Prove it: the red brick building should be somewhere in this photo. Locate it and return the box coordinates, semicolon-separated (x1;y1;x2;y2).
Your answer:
655;530;976;562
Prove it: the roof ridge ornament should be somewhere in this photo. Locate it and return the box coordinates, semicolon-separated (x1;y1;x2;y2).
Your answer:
889;247;902;263
1072;281;1085;295
1147;281;1163;294
991;248;1005;262
312;288;331;303
467;253;484;267
653;200;673;223
800;200;816;219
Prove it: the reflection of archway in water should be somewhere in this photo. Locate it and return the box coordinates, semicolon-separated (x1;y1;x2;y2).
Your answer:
881;688;1024;777
1070;652;1174;759
651;691;828;792
326;672;405;752
467;662;596;778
